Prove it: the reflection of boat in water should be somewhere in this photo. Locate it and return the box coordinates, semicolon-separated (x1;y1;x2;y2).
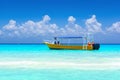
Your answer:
44;34;100;50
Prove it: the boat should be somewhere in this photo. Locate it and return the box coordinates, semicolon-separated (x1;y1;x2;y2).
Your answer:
44;34;100;50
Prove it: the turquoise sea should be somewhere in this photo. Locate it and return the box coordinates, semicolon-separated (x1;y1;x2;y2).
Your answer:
0;44;120;80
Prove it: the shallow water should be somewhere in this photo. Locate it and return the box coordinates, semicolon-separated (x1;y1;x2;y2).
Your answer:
0;69;120;80
0;44;120;80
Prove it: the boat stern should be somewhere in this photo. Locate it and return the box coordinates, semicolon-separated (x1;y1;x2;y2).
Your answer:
92;43;100;50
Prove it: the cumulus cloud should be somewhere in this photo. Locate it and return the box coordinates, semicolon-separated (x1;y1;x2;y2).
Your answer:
0;15;87;42
68;16;76;23
1;15;59;38
43;15;51;22
107;21;120;33
3;20;17;30
85;15;103;33
64;16;85;36
1;14;119;43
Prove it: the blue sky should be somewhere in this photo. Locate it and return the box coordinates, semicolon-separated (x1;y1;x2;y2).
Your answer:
0;0;120;43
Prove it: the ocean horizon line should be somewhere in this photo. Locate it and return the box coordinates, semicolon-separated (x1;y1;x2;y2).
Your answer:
0;43;120;45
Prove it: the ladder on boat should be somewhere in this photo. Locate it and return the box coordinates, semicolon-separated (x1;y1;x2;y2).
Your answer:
82;33;94;50
82;36;87;50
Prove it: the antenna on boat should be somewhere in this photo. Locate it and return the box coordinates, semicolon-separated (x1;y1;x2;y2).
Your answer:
87;33;94;43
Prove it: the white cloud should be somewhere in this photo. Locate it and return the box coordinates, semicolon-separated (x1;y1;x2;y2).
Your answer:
53;16;85;36
0;15;104;39
1;15;59;38
68;16;76;23
64;21;85;36
107;22;120;33
85;15;102;33
3;20;17;30
42;15;51;23
1;14;119;43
